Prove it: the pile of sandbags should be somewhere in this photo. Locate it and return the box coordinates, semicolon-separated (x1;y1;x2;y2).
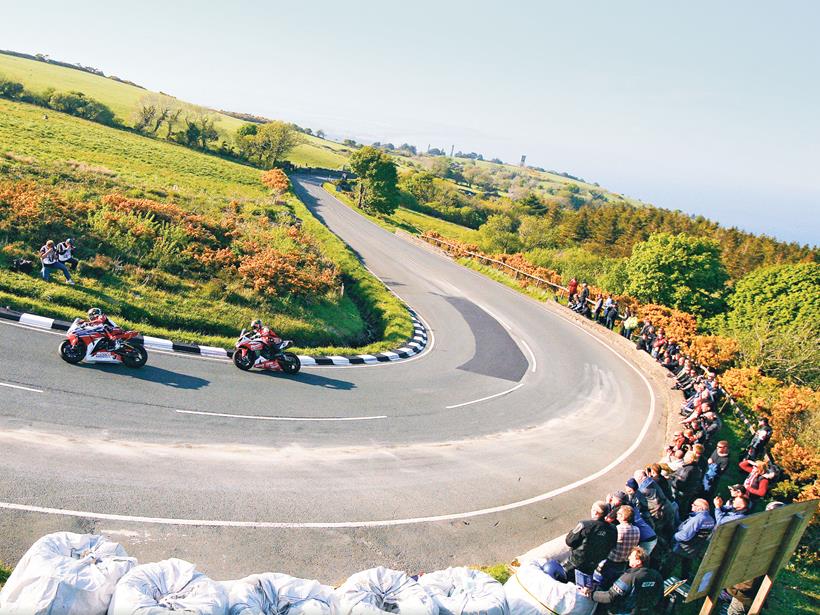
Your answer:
418;567;507;615
334;566;439;615
503;559;594;615
108;558;227;615
228;572;335;614
0;532;136;615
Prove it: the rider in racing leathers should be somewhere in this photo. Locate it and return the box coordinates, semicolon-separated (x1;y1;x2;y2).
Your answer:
247;319;281;358
81;307;122;350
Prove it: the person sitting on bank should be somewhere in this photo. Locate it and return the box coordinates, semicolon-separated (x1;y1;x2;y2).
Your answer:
39;240;74;284
56;238;79;270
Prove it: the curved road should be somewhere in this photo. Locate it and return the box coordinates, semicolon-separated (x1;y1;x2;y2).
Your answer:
0;176;666;579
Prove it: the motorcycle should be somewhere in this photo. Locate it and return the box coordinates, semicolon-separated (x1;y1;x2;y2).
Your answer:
58;319;148;368
233;328;301;374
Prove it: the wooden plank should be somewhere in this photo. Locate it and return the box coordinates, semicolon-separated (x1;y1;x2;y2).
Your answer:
698;524;748;615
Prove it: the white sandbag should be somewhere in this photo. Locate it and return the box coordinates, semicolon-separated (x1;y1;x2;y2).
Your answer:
418;567;508;615
228;572;334;615
503;560;594;615
107;558;227;615
333;566;438;615
0;531;136;615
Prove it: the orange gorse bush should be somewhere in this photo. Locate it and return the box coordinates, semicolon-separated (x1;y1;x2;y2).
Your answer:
238;247;338;298
636;304;697;345
261;169;291;195
685;335;740;372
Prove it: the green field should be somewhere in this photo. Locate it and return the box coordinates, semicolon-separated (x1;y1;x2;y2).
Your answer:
0;97;410;353
0;53;348;169
322;183;481;243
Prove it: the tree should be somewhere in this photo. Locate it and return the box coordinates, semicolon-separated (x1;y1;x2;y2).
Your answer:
316;129;325;138
720;263;820;387
348;146;399;214
235;123;259;159
401;171;437;204
0;76;25;100
518;215;560;250
624;232;728;317
254;121;302;167
479;214;520;254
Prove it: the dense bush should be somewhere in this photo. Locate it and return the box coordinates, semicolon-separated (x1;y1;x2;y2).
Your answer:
684;335;740;372
0;75;117;126
636;303;698;345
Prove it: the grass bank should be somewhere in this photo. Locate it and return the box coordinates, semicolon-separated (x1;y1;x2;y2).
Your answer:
0;98;409;354
0;52;347;169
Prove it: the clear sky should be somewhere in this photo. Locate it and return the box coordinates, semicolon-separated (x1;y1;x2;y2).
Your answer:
2;1;818;245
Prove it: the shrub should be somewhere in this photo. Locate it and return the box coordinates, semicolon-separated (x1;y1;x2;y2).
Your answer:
238;247;339;299
685;335;740;371
636;304;698;345
261;169;291;196
718;367;782;413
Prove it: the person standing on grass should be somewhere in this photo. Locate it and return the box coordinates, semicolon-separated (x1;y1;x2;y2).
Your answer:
39;240;74;284
56;238;79;270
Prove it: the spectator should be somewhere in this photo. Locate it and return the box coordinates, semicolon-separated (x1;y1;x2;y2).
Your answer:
671;451;703;515
592;547;664;615
745;419;772;461
714;495;750;526
621;308;637;339
564;500;617;580
605;300;619;330
567;277;578;303
56;238;78;270
601;505;641;588
672;498;715;580
739;459;771;507
39;239;74;284
573;282;590;312
592;294;604;321
703;440;730;498
646;464;674;503
636;470;675;540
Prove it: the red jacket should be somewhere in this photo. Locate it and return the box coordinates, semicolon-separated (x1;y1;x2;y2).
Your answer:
739;460;769;498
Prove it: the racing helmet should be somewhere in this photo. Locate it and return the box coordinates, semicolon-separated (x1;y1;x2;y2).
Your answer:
251;319;263;331
543;559;567;583
87;307;102;320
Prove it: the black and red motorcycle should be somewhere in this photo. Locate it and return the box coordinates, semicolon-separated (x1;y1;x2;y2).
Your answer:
233;327;301;374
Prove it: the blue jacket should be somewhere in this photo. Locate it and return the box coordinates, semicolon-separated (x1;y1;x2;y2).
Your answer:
673;511;715;557
631;506;657;542
715;506;747;526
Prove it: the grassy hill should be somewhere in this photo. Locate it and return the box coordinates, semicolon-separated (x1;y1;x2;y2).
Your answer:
0;52;348;170
0;97;411;353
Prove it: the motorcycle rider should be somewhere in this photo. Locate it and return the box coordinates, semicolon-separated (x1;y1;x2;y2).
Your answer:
246;319;281;358
81;307;122;350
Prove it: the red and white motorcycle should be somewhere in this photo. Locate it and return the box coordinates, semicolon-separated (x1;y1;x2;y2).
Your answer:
233;327;301;373
59;319;148;368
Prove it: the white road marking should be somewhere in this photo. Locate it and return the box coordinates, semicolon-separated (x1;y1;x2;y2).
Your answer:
519;338;537;373
445;382;525;409
0;382;43;393
175;409;386;422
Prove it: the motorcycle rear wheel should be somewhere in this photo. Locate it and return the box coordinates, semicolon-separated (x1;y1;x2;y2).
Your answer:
122;344;148;368
59;339;86;364
233;350;254;371
279;352;301;374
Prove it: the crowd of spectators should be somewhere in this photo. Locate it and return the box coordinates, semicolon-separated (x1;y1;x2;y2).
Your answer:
559;286;783;615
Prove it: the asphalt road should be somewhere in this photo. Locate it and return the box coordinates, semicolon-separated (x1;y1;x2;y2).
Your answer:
0;175;666;581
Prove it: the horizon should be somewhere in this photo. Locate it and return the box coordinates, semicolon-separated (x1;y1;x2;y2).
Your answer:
1;1;818;246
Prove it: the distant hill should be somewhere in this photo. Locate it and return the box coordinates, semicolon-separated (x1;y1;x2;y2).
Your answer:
0;51;349;169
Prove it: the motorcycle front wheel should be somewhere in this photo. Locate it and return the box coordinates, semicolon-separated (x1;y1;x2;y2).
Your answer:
58;339;86;364
279;352;301;374
122;344;148;368
233;350;254;371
